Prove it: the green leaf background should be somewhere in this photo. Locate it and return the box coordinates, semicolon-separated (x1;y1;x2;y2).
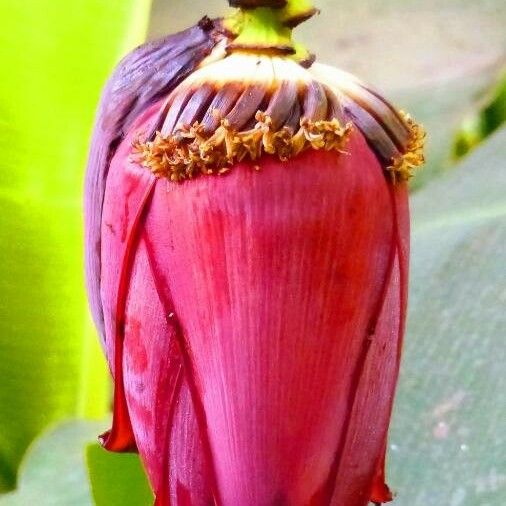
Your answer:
0;422;103;505
0;420;153;506
87;442;153;505
390;128;506;505
0;0;505;504
0;0;152;494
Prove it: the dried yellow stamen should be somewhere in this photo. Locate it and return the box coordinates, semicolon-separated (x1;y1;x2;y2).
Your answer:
387;112;426;182
133;113;353;182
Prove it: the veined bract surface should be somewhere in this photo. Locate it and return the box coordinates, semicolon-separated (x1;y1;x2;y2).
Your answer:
84;1;425;504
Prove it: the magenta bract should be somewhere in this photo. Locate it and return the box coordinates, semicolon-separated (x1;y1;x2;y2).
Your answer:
85;10;421;506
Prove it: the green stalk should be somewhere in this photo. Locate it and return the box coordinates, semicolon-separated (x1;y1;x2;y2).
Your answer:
225;0;317;56
229;7;295;52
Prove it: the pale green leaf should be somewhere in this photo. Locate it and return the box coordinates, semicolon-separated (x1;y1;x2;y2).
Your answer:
0;0;152;492
389;127;506;504
0;421;153;506
0;421;104;506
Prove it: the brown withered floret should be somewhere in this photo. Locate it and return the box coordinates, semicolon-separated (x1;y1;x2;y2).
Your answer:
387;112;426;182
133;112;353;182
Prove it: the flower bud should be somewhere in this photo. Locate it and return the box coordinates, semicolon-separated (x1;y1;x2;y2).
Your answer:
85;4;424;505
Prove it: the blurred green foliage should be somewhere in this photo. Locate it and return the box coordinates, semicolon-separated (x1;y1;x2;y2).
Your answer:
453;69;506;159
87;443;153;505
0;422;103;505
391;127;506;505
0;0;152;493
0;420;153;506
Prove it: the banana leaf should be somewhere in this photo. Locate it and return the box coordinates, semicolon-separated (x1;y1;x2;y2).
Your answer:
0;0;152;492
390;127;506;505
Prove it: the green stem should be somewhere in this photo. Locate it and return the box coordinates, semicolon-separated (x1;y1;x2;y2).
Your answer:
224;0;316;55
229;7;294;53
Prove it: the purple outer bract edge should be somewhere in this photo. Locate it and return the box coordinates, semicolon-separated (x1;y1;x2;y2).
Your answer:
84;20;220;345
